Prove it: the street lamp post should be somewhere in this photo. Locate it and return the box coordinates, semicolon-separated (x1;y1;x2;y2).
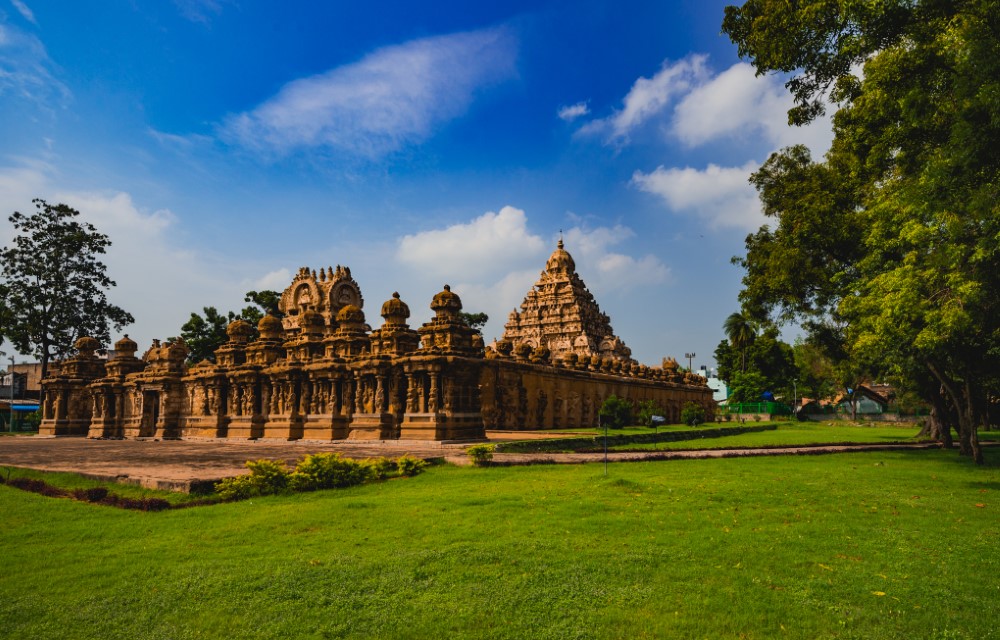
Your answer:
684;352;695;372
0;350;4;430
9;356;15;432
793;379;798;419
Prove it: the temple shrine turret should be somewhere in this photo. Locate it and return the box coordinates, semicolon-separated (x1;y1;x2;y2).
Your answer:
502;239;633;363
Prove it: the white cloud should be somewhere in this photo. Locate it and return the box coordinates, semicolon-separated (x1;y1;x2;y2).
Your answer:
0;162;292;354
251;268;293;292
631;162;766;231
0;19;70;109
672;62;833;156
563;225;670;290
578;55;708;144
10;0;37;25
391;207;670;344
557;101;589;121
578;56;833;159
219;27;517;159
397;205;545;281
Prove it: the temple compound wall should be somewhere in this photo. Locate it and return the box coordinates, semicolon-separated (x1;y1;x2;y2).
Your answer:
39;244;713;441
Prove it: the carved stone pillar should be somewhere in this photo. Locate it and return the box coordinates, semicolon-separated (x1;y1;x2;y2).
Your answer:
429;374;439;413
374;375;385;413
406;374;417;412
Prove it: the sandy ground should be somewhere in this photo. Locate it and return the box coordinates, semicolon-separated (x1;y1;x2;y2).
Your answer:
0;434;947;492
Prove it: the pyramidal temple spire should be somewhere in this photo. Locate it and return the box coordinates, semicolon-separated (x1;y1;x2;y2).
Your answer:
503;240;632;362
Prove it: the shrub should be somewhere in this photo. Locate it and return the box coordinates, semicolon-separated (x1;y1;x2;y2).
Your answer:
599;395;633;429
215;473;268;501
636;399;664;427
466;444;495;466
363;457;397;480
216;458;291;500
289;453;372;491
680;402;706;426
395;454;429;477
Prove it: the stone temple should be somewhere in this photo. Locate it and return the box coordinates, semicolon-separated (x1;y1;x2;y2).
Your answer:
502;238;632;362
39;242;712;441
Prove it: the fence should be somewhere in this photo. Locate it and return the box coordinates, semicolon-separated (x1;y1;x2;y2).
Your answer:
719;402;793;417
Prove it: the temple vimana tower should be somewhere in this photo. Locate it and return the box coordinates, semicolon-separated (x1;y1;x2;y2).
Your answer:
40;242;712;441
502;238;632;362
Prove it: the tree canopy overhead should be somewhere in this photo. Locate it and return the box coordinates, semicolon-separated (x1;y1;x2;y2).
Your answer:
0;199;134;383
723;0;1000;462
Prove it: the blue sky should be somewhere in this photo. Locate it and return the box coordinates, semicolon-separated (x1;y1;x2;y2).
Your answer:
0;0;832;369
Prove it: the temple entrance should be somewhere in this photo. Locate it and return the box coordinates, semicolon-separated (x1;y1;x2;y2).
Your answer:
142;390;160;435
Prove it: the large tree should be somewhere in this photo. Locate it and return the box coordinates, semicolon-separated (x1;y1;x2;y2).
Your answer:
723;0;1000;463
0;199;134;384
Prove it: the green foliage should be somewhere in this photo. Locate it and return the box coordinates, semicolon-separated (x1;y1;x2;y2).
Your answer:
215;458;290;500
394;454;429;477
724;0;1000;461
716;321;796;401
722;311;756;372
179;307;239;365
179;289;281;364
598;395;633;429
215;453;428;499
680;402;706;427
466;444;495;466
0;199;134;380
20;410;42;432
635;400;663;427
363;457;396;480
244;290;283;318
288;453;372;491
458;311;488;331
726;371;768;404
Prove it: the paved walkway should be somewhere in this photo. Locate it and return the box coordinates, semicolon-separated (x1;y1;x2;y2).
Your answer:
0;435;946;492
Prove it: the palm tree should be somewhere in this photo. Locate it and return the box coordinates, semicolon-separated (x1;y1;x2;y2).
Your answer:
723;312;756;373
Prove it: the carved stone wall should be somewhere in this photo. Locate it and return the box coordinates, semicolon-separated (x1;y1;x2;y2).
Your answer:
40;262;713;441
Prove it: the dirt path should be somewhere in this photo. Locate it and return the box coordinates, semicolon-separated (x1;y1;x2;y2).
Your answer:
0;436;948;492
0;437;466;491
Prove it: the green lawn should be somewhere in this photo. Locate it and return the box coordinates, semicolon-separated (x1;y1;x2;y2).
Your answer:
608;422;928;451
2;449;998;639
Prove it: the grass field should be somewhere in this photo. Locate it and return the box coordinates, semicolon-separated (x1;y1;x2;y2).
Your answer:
607;422;928;451
2;448;998;639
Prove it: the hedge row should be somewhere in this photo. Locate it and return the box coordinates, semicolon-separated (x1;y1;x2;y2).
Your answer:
492;424;778;454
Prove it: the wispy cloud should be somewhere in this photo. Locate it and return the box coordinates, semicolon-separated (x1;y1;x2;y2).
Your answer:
562;225;670;290
578;56;832;158
631;161;765;231
578;54;708;144
0;19;70;109
9;0;36;25
173;0;224;25
219;27;517;159
557;101;589;121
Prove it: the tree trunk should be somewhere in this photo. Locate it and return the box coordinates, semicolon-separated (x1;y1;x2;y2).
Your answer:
926;361;983;465
918;405;952;446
